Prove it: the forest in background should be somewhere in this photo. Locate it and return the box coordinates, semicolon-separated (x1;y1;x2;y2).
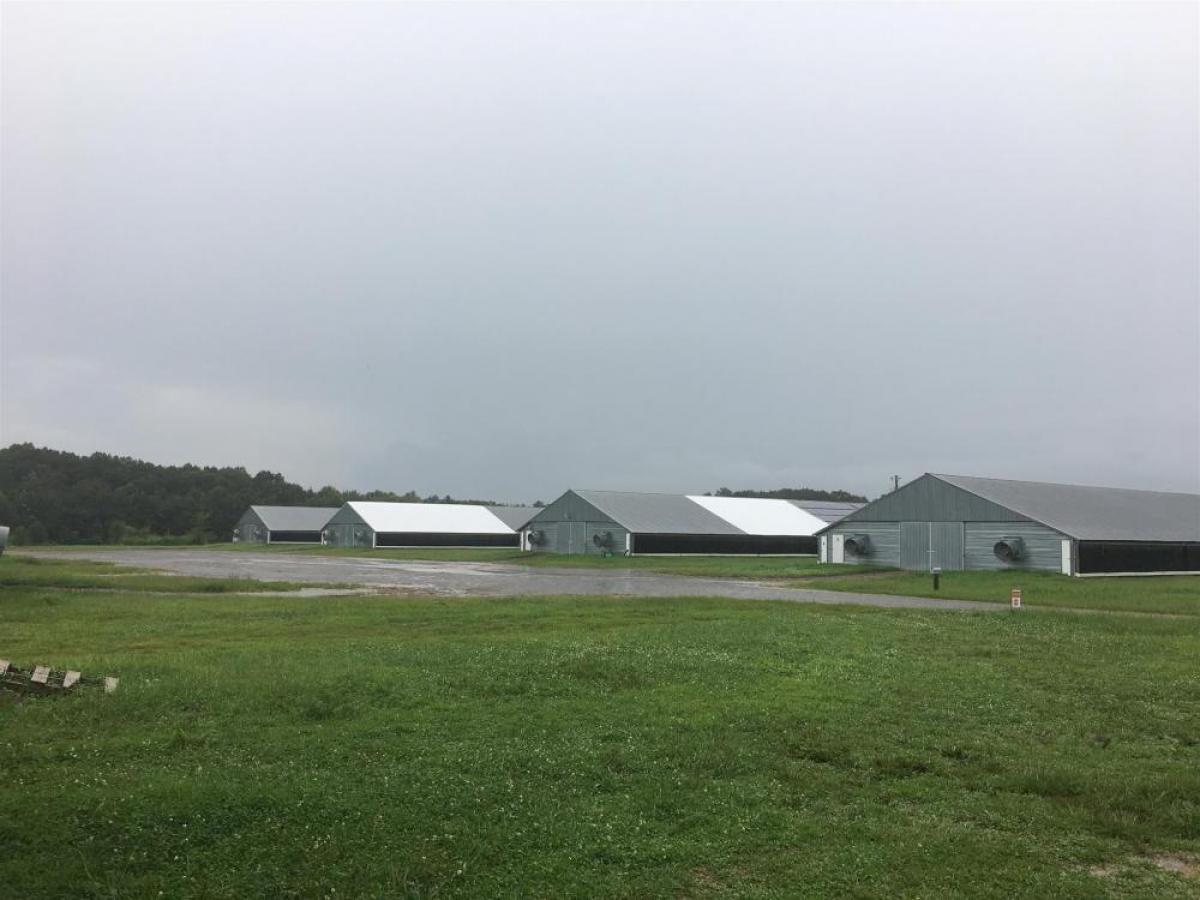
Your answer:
0;444;866;544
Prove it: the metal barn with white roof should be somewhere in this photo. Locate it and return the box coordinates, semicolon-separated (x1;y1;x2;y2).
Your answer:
521;490;863;555
323;501;537;549
233;506;339;544
817;473;1200;575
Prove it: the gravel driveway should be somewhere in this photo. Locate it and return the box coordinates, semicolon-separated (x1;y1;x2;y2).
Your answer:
25;548;1002;612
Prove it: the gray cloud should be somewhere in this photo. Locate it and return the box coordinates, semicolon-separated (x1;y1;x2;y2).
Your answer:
3;2;1197;501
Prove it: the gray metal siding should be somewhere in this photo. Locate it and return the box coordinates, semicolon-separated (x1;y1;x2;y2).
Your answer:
526;493;628;555
322;505;371;548
586;522;627;555
930;523;965;571
832;522;901;567
964;521;1066;572
235;509;268;543
899;523;927;570
827;519;1065;572
896;522;964;570
836;474;1033;525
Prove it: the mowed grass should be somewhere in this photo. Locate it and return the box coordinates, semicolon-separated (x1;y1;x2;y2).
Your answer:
796;569;1200;616
2;559;1199;898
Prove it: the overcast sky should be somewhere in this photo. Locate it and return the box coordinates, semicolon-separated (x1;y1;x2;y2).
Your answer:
2;2;1197;503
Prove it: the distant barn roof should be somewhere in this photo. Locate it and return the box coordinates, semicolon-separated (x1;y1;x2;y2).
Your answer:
688;496;832;535
931;474;1200;542
561;490;843;536
487;506;540;530
787;500;866;524
250;506;339;532
573;491;744;535
345;502;519;535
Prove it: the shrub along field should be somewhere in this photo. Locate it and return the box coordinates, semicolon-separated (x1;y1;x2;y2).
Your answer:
2;557;1198;898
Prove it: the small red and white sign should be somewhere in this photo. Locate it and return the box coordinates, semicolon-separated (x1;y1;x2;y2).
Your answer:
1011;588;1022;609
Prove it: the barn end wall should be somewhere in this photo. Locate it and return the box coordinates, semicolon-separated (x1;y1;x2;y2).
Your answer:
524;492;629;555
824;520;1066;572
323;506;372;548
234;509;268;543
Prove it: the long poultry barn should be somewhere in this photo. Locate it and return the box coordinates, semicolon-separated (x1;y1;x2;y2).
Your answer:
322;501;536;549
521;490;862;555
233;506;339;544
816;473;1200;575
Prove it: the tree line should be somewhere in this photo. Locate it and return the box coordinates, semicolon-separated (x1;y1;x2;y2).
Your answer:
0;443;867;545
0;444;505;545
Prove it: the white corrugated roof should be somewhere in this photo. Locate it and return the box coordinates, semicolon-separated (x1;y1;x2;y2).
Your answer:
346;502;517;535
687;496;830;536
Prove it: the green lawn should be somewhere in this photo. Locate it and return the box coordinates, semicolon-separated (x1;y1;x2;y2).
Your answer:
795;569;1200;616
2;558;1198;898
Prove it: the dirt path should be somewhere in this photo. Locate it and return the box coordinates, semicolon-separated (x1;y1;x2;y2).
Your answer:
24;548;1005;612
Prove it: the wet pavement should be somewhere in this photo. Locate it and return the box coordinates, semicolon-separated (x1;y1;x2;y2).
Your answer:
25;548;1004;612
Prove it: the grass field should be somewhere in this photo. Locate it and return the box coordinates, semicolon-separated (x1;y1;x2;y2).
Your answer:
795;569;1200;617
2;557;1199;898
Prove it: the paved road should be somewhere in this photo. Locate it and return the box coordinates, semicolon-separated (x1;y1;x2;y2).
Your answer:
26;548;1002;612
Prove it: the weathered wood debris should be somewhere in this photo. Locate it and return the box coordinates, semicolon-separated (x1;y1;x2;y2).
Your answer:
0;659;118;696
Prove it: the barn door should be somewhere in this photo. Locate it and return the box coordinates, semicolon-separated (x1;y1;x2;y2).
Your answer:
901;522;964;571
571;522;587;554
929;523;964;571
900;523;927;570
831;534;845;564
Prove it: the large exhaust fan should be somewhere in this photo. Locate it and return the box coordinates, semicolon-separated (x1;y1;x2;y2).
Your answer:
993;537;1026;562
527;530;546;547
844;534;871;557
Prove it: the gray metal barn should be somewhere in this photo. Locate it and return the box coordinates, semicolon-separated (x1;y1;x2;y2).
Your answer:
817;474;1200;575
522;490;862;555
233;506;339;544
323;501;537;548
